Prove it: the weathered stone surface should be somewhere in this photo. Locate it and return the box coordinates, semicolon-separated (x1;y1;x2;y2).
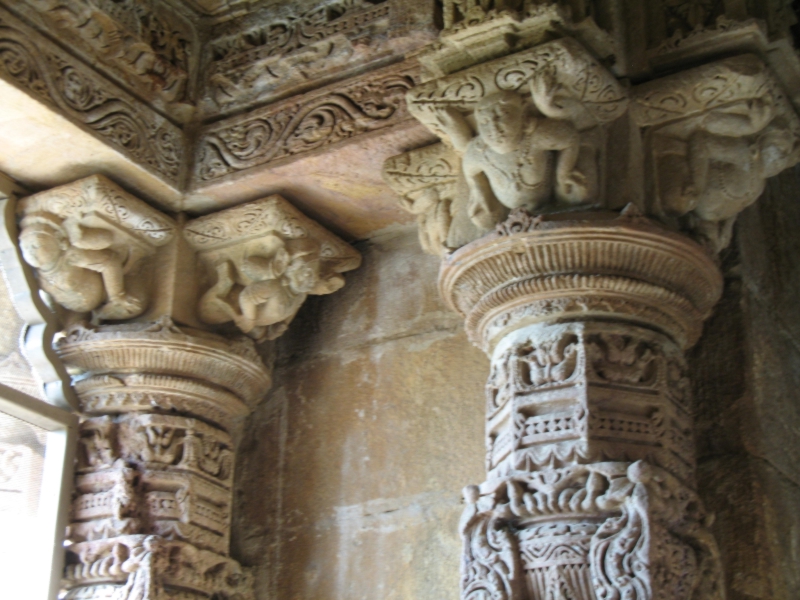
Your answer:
4;0;198;116
0;6;186;186
232;229;487;599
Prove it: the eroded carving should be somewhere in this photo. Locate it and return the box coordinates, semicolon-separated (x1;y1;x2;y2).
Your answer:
383;142;483;256
461;461;724;600
485;322;694;481
632;54;800;251
17;175;175;321
400;38;627;232
19;0;193;105
0;8;185;184
205;0;391;112
185;195;361;341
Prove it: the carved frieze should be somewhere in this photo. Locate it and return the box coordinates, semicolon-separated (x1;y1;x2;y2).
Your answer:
16;175;176;321
7;0;196;109
203;0;393;114
71;413;234;554
194;59;419;183
0;7;186;185
461;461;724;600
486;322;695;482
184;195;361;340
63;535;253;600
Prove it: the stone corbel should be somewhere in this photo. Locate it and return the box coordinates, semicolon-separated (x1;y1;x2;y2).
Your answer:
631;53;800;251
17;175;176;322
385;36;630;255
184;195;362;341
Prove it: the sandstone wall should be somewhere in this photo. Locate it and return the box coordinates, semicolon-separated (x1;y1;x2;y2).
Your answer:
693;164;800;599
232;228;487;599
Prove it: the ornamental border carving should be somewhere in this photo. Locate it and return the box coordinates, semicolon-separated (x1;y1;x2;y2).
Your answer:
0;6;185;186
193;59;420;184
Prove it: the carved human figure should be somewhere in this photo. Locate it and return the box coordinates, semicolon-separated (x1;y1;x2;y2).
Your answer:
658;98;797;250
19;215;143;320
399;186;454;255
199;237;344;341
434;84;589;228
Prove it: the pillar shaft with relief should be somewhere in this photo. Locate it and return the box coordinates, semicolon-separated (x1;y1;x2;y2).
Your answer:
384;5;800;598
14;175;361;599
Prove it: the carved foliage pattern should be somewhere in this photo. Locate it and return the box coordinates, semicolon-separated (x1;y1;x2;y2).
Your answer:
0;9;184;184
461;462;724;600
195;62;417;181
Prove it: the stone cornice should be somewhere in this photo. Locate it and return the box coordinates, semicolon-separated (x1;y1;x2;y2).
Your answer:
0;5;186;188
193;58;420;185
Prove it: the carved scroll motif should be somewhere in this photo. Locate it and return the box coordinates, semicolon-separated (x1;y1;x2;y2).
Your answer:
185;196;361;341
0;8;185;185
195;61;418;182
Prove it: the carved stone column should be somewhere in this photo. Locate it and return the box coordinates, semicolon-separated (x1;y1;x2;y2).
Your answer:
384;6;800;598
13;175;361;599
443;211;725;598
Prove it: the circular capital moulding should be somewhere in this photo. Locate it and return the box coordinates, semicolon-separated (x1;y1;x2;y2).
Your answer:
438;211;723;353
56;318;271;409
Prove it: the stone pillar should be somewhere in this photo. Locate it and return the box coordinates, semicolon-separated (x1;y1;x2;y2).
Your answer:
442;210;725;598
13;175;361;599
384;7;800;598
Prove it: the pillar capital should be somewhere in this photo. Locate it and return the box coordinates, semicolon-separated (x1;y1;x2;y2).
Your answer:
12;173;360;599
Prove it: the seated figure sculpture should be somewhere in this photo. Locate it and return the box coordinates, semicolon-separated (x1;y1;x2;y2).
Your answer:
658;97;797;250
433;82;589;229
199;236;345;341
19;214;143;320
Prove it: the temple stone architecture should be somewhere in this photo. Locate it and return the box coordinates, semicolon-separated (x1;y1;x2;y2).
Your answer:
0;1;799;599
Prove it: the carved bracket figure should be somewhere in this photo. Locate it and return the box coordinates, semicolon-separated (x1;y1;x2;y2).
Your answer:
16;175;175;322
185;195;361;341
632;54;800;251
383;142;484;256
403;37;628;231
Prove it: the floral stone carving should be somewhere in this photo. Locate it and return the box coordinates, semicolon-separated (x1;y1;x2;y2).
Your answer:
17;175;176;321
184;195;361;341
